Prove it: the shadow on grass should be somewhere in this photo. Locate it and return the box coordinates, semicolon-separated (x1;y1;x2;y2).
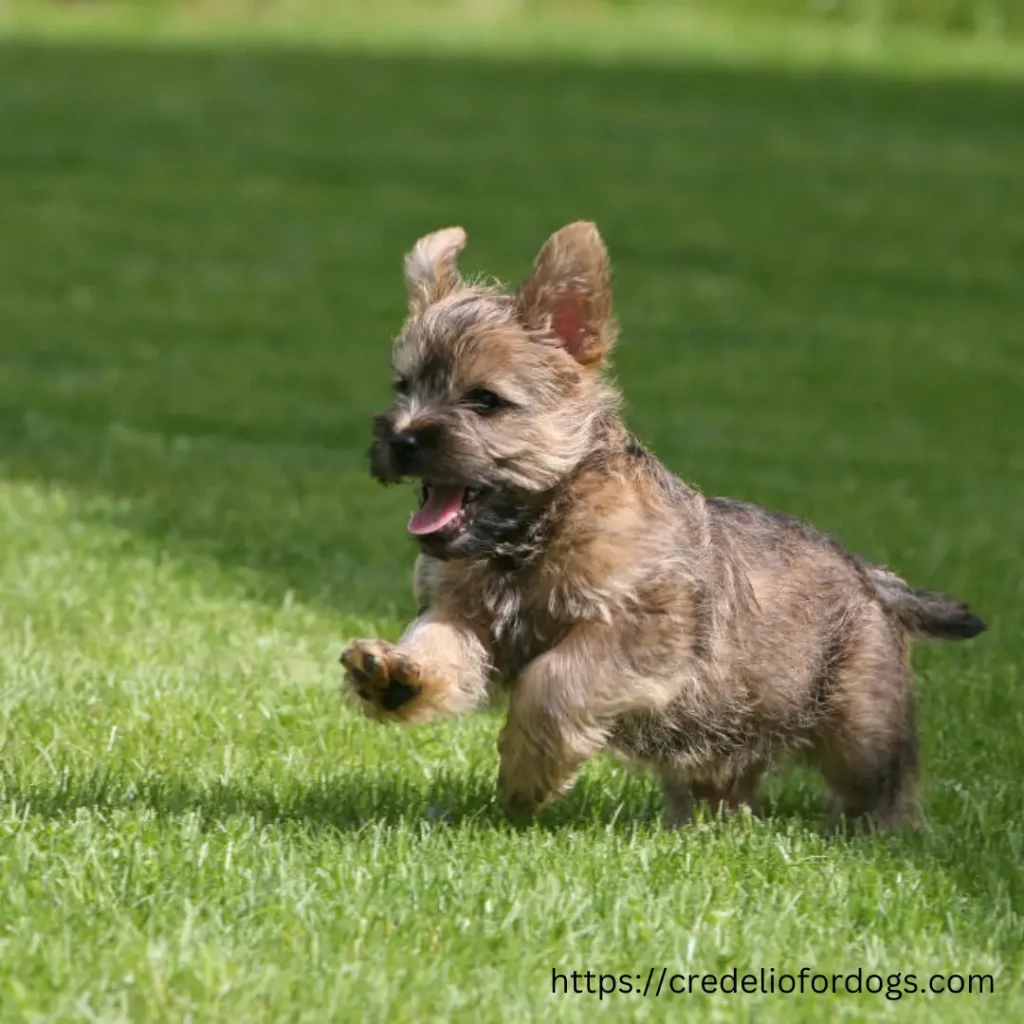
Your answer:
0;762;648;833
0;757;862;838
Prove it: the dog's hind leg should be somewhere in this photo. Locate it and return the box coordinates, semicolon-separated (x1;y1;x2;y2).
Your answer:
660;760;765;827
811;628;920;831
656;768;695;829
820;719;919;832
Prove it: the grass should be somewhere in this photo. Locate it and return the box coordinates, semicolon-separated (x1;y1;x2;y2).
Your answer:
7;0;1024;38
1;5;1023;1022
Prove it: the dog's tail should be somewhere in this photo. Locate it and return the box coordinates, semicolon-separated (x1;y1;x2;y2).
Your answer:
867;566;986;641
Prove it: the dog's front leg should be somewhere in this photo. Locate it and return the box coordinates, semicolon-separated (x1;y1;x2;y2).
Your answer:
341;612;491;725
497;626;611;815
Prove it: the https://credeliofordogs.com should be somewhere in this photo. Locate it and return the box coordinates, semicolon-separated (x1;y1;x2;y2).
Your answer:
551;966;995;1001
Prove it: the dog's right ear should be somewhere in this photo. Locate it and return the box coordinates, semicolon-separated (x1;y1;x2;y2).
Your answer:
404;226;467;316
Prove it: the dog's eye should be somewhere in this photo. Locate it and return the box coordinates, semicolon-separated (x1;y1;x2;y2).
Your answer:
463;388;506;415
393;378;410;396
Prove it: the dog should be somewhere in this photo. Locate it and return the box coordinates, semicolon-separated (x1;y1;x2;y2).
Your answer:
341;221;985;829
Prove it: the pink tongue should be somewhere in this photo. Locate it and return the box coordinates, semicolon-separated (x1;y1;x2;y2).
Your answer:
408;486;466;536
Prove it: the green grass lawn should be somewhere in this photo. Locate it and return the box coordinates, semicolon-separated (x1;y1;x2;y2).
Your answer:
1;5;1023;1021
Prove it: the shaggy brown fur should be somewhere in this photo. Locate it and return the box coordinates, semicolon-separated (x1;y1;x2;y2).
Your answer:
341;221;986;830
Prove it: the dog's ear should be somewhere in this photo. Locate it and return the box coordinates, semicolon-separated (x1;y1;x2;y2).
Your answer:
517;221;615;366
404;226;467;315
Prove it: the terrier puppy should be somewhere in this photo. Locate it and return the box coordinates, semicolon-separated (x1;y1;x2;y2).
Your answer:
341;222;985;829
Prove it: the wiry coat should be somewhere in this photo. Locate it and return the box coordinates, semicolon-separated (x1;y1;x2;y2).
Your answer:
342;222;985;829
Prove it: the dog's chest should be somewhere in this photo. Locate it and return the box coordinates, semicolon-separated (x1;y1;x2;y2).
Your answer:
455;570;566;682
479;577;554;681
431;553;609;681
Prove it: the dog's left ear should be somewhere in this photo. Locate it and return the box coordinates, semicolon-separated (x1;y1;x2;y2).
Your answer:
517;221;616;366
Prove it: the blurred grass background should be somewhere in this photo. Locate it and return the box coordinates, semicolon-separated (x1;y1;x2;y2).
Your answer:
5;0;1024;39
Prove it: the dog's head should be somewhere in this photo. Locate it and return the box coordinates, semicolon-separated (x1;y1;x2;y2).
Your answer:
370;222;620;560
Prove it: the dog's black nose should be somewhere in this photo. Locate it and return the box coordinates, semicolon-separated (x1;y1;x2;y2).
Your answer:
390;431;419;469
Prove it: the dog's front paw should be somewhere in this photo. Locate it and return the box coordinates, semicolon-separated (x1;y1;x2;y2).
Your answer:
341;639;424;721
496;724;573;817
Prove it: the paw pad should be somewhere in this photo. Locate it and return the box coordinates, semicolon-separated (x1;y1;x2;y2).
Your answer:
340;640;422;716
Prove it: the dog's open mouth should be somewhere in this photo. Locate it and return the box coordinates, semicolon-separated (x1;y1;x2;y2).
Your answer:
408;484;488;538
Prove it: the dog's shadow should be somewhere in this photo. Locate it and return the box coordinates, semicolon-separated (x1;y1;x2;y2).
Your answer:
1;764;645;835
1;758;830;837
